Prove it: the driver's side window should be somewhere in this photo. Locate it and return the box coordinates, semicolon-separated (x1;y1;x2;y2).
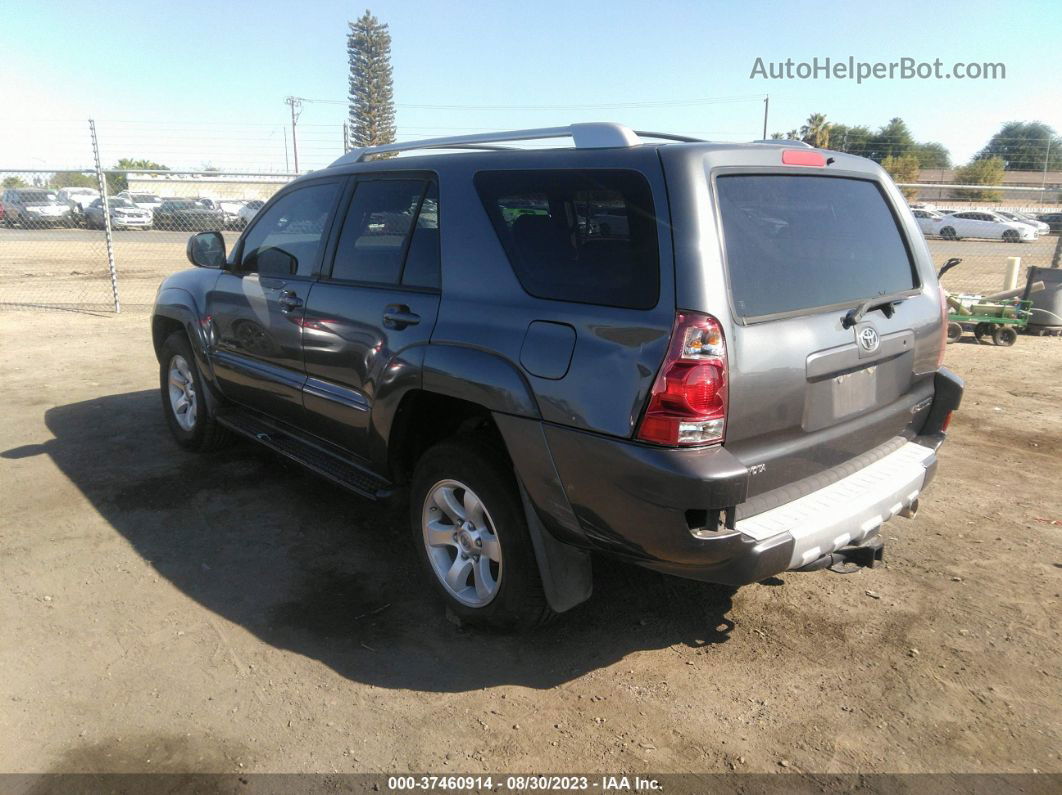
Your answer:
240;182;340;277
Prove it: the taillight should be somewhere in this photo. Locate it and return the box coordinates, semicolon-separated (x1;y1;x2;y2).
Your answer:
637;312;728;446
936;287;949;369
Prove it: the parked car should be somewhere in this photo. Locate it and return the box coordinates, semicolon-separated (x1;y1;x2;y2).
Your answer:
84;197;153;230
153;124;962;630
116;191;164;215
151;199;225;231
911;208;946;236
994;210;1050;236
200;198;248;230
1036;212;1062;233
237;199;265;227
56;187;100;225
1;188;72;228
937;211;1037;242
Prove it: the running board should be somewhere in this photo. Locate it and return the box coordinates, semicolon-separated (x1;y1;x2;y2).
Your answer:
216;410;393;500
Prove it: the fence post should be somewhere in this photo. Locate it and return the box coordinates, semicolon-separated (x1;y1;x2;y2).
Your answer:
89;119;120;313
1004;257;1021;291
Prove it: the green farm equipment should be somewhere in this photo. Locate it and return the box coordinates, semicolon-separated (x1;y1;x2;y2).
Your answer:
938;258;1033;347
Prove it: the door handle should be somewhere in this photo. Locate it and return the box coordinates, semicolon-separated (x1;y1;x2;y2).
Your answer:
383;304;421;329
278;289;303;313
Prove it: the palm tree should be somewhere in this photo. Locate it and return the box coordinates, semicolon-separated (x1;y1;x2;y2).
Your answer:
800;113;831;148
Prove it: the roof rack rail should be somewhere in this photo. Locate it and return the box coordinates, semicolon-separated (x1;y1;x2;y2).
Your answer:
330;123;703;166
750;139;815;148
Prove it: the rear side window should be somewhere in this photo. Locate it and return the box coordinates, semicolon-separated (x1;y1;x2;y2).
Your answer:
716;175;917;319
475;170;660;309
331;178;438;286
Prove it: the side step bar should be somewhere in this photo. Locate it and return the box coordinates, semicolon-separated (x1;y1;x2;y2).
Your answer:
216;410;393;500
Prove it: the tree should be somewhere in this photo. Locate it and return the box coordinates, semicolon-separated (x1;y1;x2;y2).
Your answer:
829;124;873;156
2;176;27;188
976;122;1062;171
107;158;169;194
769;132;783;140
800;113;831;148
952;157;1005;201
911;142;951;169
865;117;915;162
881;154;921;199
347;9;396;150
49;171;97;189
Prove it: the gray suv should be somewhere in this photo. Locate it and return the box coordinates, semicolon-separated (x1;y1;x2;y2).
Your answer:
151;123;963;629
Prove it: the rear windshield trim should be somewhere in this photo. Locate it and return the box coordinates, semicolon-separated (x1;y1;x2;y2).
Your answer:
710;171;921;325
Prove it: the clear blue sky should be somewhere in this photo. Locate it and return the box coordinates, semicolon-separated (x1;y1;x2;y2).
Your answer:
2;0;1060;171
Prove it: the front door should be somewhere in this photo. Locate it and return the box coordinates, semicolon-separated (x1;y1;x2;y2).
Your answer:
300;176;442;462
207;178;344;425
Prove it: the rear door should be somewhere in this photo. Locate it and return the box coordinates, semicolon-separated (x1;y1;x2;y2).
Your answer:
207;177;344;425
299;174;442;460
674;163;942;503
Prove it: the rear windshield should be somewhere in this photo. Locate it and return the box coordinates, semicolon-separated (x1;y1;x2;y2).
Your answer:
716;175;917;319
475;169;660;309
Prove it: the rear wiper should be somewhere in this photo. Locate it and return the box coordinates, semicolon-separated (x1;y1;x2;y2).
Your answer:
841;296;906;328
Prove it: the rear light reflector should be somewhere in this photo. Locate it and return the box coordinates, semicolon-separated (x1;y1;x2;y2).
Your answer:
942;411;953;432
781;149;827;167
637;312;728;446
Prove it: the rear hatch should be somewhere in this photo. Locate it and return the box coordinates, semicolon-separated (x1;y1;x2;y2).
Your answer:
661;146;943;511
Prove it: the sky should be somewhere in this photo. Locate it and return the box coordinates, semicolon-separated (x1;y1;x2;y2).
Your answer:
2;0;1060;173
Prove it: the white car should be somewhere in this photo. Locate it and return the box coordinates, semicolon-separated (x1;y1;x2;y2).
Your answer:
994;210;1050;236
56;187;100;213
911;208;946;236
237;199;265;227
938;211;1037;243
117;191;164;214
201;198;247;229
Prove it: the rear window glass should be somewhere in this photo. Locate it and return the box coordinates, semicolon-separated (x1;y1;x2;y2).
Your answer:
475;170;660;309
716;175;917;319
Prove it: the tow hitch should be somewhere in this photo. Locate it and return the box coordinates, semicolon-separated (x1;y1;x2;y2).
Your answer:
797;535;885;574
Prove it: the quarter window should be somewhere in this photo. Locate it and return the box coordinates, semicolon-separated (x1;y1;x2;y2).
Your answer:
475;170;660;309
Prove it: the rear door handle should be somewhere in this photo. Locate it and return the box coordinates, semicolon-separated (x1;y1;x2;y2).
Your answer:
383;304;420;329
278;289;303;313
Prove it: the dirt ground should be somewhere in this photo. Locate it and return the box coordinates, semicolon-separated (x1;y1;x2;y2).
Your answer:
0;309;1060;779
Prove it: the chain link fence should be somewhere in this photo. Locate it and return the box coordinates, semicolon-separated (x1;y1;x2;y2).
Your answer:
2;120;1060;312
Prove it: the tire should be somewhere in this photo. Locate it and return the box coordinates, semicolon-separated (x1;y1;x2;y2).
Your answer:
158;331;233;452
409;437;554;631
946;321;963;343
973;322;992;342
1002;229;1020;243
940;227;958;240
992;326;1018;347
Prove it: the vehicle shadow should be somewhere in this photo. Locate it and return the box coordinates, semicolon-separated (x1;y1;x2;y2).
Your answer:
6;390;737;693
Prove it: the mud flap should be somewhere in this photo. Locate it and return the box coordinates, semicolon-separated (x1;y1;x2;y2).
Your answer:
517;482;592;613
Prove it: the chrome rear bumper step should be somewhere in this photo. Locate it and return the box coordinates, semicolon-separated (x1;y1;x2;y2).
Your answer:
735;442;935;570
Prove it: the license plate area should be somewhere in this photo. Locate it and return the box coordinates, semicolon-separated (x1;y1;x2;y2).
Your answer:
832;365;877;417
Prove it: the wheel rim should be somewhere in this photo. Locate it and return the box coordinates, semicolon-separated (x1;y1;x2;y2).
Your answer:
167;355;198;431
422;479;502;607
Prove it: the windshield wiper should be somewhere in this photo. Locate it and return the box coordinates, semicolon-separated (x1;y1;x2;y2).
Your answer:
841;296;907;328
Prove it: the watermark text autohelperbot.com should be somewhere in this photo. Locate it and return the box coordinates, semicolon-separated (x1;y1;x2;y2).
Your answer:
750;56;1005;83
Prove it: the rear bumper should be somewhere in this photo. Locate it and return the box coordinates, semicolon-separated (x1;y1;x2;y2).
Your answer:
537;368;963;586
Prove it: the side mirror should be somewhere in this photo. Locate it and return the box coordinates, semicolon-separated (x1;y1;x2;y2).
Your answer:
187;230;226;268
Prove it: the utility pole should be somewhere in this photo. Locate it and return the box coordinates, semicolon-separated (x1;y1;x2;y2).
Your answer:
283;127;289;172
285;96;302;173
762;95;769;139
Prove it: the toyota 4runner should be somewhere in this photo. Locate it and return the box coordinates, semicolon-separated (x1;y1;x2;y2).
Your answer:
152;123;963;629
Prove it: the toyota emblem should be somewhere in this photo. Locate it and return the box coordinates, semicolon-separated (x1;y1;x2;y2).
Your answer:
858;326;880;353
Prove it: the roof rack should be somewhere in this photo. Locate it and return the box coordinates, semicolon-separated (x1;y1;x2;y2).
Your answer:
330;123;704;166
750;139;815;148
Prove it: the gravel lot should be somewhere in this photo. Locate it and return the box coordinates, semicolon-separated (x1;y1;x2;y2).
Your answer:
1;227;1059;310
0;309;1059;778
